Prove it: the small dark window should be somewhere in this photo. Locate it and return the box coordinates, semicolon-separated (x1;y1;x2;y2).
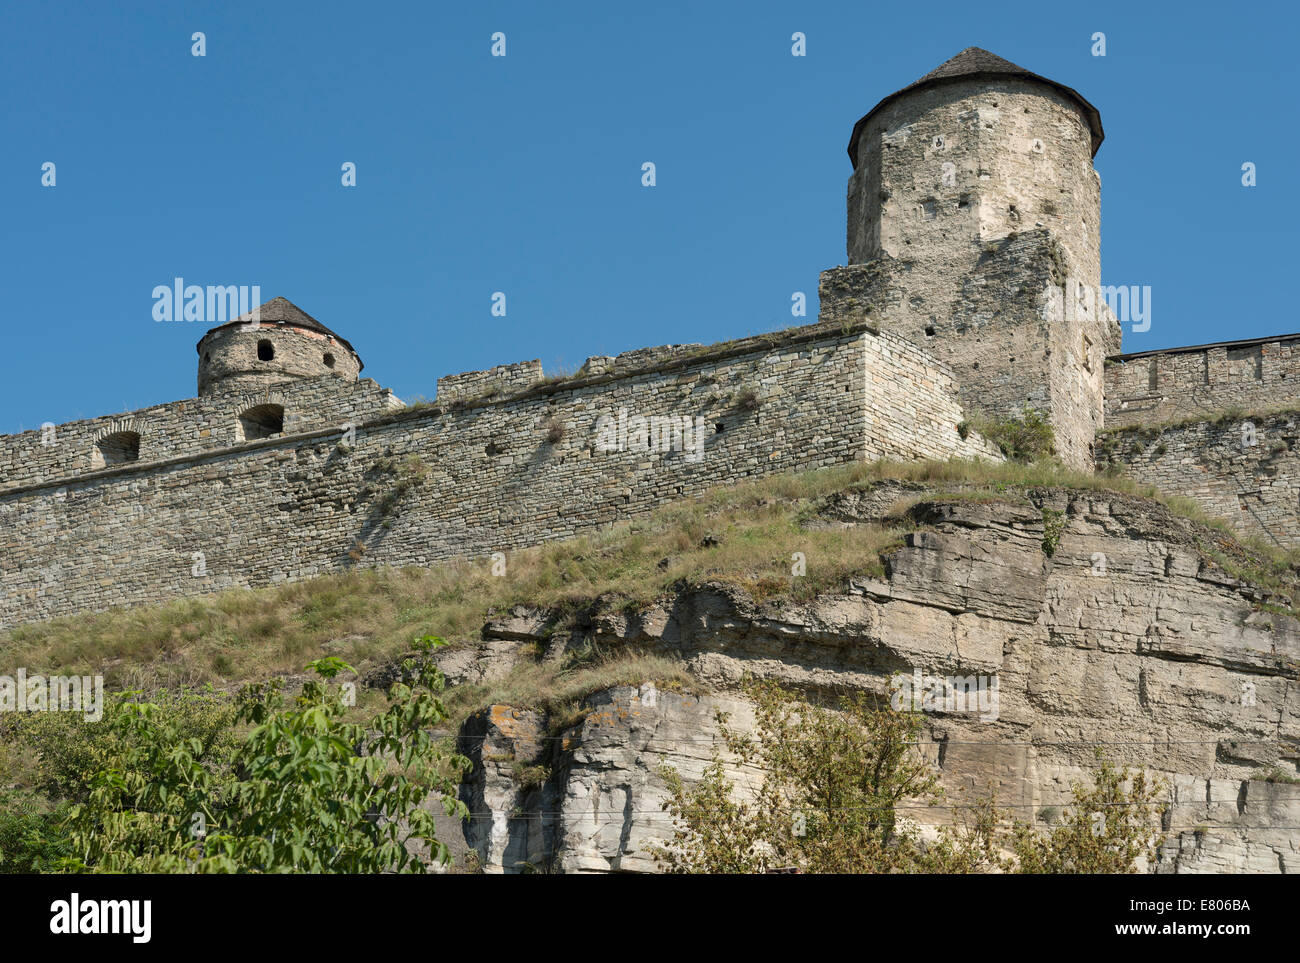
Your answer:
239;404;284;440
257;340;275;361
924;325;936;337
93;431;140;469
715;422;725;434
323;352;336;368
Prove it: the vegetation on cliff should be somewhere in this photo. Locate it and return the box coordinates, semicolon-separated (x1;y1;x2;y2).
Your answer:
6;456;1295;695
2;639;467;873
655;681;1167;874
2;455;1296;872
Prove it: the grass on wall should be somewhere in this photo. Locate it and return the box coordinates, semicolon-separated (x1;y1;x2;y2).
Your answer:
3;455;1298;693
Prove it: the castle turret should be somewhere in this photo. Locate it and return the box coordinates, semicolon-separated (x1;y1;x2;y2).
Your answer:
196;296;362;397
819;47;1121;469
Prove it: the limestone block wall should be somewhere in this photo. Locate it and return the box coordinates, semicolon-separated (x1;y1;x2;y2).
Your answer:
820;230;1117;470
1105;336;1300;429
437;360;544;404
0;321;999;629
864;329;1003;461
0;376;402;492
1098;411;1300;546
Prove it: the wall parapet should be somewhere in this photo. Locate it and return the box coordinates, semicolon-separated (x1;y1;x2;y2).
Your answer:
0;375;400;494
1;319;996;630
1105;333;1300;430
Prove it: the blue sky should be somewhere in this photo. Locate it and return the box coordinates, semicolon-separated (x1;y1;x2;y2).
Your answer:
1;0;1294;434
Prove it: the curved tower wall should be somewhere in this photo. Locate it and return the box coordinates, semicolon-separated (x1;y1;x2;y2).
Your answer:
824;75;1121;469
198;324;362;397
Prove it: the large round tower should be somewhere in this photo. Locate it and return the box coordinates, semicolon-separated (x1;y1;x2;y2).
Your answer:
196;296;362;397
821;47;1121;469
846;46;1104;287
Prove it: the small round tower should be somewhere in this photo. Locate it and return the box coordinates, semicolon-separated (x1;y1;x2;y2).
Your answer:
196;297;362;397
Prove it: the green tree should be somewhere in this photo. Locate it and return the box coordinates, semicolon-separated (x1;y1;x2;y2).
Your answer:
655;681;996;873
60;636;470;873
1011;749;1165;873
655;681;1164;874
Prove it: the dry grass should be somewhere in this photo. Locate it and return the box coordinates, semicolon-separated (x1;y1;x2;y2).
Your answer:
1101;403;1300;438
4;456;1296;691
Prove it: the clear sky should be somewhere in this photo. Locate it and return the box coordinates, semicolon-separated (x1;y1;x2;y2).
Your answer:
1;0;1294;434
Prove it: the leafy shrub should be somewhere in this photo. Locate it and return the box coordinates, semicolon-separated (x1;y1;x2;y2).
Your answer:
1041;508;1066;557
655;681;1165;874
654;681;999;873
53;636;469;873
980;405;1056;462
1010;750;1165;873
0;791;72;872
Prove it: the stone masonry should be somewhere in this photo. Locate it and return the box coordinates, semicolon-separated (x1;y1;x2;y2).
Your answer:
4;46;1300;623
820;48;1122;471
1105;335;1300;429
0;314;999;629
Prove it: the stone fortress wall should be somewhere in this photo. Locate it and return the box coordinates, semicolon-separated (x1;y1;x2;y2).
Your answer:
0;319;1000;629
1099;336;1300;546
1098;411;1300;547
1105;335;1300;428
4;44;1300;627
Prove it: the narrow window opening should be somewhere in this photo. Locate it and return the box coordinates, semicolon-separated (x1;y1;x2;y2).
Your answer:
323;352;336;369
238;404;284;441
257;340;275;362
924;325;936;338
92;431;140;469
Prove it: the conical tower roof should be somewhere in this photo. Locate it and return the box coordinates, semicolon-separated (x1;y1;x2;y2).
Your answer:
197;296;360;362
847;47;1103;167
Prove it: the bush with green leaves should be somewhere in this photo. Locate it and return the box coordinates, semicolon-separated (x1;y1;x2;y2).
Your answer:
654;681;1000;873
1010;749;1166;873
654;681;1165;874
980;405;1056;462
53;636;469;873
13;687;238;806
0;791;72;872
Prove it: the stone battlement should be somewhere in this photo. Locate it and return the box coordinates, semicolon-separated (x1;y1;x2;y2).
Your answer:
6;45;1300;628
0;315;1000;629
1;376;401;495
1105;334;1300;429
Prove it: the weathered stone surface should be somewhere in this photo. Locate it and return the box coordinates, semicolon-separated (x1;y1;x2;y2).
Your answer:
1100;411;1300;547
0;316;1000;631
1105;336;1300;430
457;491;1300;872
457;687;759;873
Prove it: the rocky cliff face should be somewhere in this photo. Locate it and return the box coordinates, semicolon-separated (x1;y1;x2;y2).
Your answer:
443;482;1300;873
